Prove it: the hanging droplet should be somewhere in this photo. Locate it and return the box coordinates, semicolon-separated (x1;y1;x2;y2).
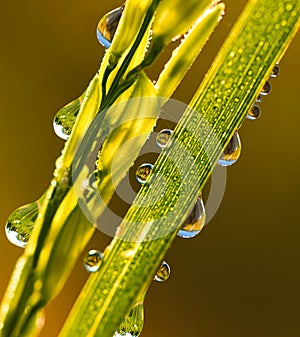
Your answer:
97;7;124;48
156;129;172;148
136;163;153;184
115;302;144;337
260;81;272;96
177;197;206;238
5;197;44;248
154;261;171;282
218;131;242;167
84;250;103;272
256;94;263;103
53;96;83;140
247;104;261;120
270;64;280;78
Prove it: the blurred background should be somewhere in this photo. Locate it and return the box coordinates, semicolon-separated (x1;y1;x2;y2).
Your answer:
0;1;299;336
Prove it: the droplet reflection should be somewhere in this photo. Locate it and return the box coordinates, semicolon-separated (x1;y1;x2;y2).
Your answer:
218;131;241;166
97;7;124;48
178;197;206;238
154;261;170;282
260;81;272;96
84;250;103;272
136;163;153;184
156;129;172;148
115;302;144;337
271;64;280;78
5;197;44;248
247;104;261;120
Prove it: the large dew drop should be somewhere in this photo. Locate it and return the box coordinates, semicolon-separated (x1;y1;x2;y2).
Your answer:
84;250;103;272
154;261;171;282
156;129;172;148
177;197;206;238
218;131;242;167
5;197;43;248
135;163;153;184
53;96;83;140
97;7;124;48
114;302;144;337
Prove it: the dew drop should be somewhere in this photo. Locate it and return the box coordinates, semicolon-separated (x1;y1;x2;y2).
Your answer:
177;197;206;238
256;94;263;103
156;129;172;148
53;97;82;140
154;261;170;282
115;302;144;337
271;64;280;78
218;131;242;167
260;81;272;96
97;7;124;48
84;250;103;272
5;197;43;248
247;104;261;120
136;163;153;184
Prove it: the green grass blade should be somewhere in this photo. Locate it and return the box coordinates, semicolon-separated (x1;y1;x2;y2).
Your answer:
156;3;225;97
58;1;300;337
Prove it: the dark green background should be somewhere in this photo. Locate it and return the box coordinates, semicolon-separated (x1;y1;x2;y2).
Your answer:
0;1;299;336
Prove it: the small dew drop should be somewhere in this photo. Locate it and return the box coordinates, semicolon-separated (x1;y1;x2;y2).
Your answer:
260;81;272;96
247;104;261;120
218;131;242;167
5;199;42;248
97;7;124;48
84;250;103;272
177;197;206;238
154;261;170;282
270;64;280;78
115;302;144;337
256;94;263;103
136;163;153;184
156;129;172;148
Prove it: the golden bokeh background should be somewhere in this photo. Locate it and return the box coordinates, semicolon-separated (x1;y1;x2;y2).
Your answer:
0;1;299;336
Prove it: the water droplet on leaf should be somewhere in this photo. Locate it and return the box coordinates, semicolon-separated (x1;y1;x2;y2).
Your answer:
97;7;124;48
5;198;43;248
84;250;103;272
177;197;206;238
53;97;82;140
271;64;280;78
247;104;261;120
154;261;170;282
218;131;241;166
136;163;153;184
256;94;263;103
156;129;172;148
115;302;144;337
260;81;272;95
